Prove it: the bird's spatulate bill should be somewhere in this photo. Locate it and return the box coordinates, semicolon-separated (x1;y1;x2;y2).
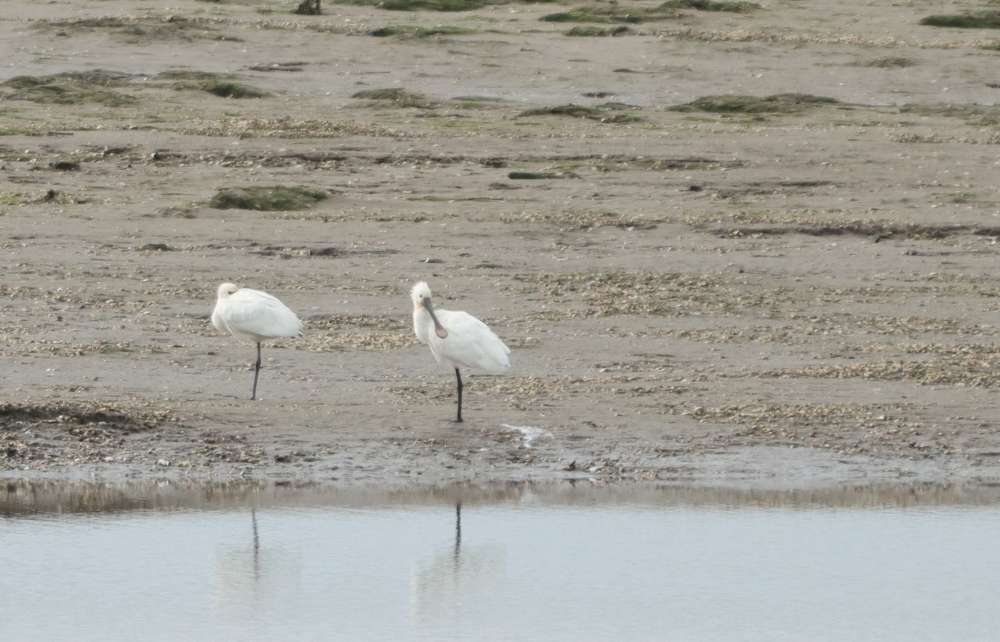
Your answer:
426;300;449;339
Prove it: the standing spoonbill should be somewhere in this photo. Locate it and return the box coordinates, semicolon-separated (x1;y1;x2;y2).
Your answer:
211;282;303;400
410;281;511;422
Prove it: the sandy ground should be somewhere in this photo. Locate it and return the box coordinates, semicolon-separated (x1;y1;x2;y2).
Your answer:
3;0;1000;488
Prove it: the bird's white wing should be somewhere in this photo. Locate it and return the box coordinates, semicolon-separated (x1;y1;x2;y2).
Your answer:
221;288;303;338
430;309;511;374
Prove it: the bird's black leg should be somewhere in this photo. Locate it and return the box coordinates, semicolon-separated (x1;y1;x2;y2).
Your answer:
455;367;463;423
251;342;262;400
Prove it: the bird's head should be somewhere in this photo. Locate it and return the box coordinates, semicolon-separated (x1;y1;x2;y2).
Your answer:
410;281;433;307
410;281;447;339
217;282;239;299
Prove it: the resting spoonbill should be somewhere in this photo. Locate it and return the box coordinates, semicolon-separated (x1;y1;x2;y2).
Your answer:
410;281;511;422
211;283;303;400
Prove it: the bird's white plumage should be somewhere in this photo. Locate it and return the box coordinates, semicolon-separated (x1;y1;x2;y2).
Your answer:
212;283;302;342
427;309;510;373
411;281;511;374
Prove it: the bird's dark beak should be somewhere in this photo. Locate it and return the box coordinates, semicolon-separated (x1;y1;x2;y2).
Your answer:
425;298;448;339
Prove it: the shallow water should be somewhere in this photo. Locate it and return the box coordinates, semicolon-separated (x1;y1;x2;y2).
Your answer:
2;483;999;642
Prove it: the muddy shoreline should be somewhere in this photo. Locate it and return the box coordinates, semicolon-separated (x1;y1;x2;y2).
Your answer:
3;0;1000;489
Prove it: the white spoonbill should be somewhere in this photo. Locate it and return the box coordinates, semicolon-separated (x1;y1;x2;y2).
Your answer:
411;281;511;422
211;282;302;400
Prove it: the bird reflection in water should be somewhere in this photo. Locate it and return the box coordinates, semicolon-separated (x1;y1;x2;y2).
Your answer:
411;501;506;622
215;506;302;613
251;507;261;582
454;502;461;566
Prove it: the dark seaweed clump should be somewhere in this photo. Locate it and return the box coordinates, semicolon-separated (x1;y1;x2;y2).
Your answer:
209;186;329;211
671;93;838;114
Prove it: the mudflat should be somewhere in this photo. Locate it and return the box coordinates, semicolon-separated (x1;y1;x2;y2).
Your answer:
2;0;1000;487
